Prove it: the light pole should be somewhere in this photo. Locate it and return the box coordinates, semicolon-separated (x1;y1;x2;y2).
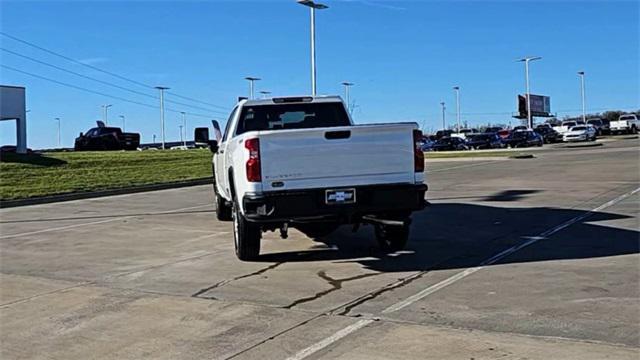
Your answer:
155;86;170;149
153;134;156;145
518;56;542;129
245;77;261;99
179;125;184;145
298;0;328;96
259;90;271;99
341;81;354;113
180;111;187;147
119;115;125;131
453;86;461;132
101;104;112;124
54;117;61;148
440;102;446;130
578;71;586;123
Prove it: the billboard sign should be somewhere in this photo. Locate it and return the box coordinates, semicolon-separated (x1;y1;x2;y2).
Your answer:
518;94;551;117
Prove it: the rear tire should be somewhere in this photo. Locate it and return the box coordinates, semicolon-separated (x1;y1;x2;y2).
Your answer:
375;223;409;252
232;204;261;261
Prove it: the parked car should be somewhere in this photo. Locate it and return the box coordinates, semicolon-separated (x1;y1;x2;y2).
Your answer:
435;129;453;139
512;125;529;132
586;118;608;135
454;128;479;139
555;120;586;136
208;95;427;260
497;129;511;140
503;130;543;148
610;114;639;135
420;137;436;152
534;126;560;143
484;127;503;134
74;122;140;151
466;133;504;149
563;125;597;142
431;136;469;151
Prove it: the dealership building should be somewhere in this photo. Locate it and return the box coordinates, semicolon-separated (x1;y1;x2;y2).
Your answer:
0;85;27;153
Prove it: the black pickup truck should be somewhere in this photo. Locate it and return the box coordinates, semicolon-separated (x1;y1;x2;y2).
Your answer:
74;123;140;151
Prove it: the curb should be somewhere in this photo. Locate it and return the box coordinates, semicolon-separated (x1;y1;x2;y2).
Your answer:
0;177;213;209
561;143;604;149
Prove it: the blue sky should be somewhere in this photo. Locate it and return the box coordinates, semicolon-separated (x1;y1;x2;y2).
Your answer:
1;0;638;149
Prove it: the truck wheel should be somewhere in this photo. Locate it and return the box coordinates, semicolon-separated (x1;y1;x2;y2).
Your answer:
375;223;409;252
232;204;261;261
632;126;638;134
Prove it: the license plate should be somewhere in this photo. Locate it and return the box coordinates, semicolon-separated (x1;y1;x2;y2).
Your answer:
325;188;356;205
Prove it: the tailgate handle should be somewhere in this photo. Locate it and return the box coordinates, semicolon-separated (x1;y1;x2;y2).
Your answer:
325;130;351;140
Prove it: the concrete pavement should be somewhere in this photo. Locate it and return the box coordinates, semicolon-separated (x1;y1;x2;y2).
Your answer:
1;137;638;359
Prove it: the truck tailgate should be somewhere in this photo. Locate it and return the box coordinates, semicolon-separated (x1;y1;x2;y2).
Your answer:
257;123;416;191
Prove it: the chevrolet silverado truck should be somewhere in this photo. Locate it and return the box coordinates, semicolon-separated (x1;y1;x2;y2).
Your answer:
208;96;427;260
74;121;140;151
610;114;639;135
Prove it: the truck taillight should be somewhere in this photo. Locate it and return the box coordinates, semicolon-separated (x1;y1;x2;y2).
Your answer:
413;129;424;173
245;138;261;182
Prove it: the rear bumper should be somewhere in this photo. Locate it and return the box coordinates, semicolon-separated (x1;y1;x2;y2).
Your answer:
242;183;428;223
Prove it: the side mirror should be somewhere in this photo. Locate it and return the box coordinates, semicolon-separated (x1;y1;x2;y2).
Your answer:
208;140;219;153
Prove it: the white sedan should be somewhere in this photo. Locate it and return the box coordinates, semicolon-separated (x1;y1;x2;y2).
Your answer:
563;125;597;142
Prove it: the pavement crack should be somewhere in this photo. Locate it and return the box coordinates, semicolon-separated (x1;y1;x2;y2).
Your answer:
282;270;378;309
191;262;283;298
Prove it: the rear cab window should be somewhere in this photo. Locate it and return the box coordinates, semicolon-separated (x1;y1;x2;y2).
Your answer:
235;102;350;136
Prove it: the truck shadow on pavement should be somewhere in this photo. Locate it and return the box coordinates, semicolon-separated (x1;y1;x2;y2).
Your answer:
257;202;639;274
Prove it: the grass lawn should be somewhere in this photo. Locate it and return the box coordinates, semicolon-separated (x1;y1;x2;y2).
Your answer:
0;150;212;201
425;150;532;159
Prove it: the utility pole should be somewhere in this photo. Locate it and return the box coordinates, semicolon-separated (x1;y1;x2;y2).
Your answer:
440;102;446;130
453;86;461;132
101;104;112;124
578;71;586;123
518;56;542;129
153;134;156;145
155;86;170;149
244;77;261;99
180;111;187;147
119;115;125;131
54;117;61;148
341;81;354;113
298;0;328;96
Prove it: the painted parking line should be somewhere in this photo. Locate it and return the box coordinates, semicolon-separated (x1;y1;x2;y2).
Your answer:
0;204;211;240
284;319;375;360
285;186;640;360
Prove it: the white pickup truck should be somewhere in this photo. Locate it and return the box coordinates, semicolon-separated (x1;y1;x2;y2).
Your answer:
208;96;427;260
610;114;639;135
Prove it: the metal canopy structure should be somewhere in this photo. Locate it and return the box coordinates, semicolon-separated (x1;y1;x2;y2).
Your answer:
0;85;27;153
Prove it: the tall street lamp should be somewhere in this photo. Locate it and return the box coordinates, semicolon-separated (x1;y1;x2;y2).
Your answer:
341;81;354;113
298;0;328;96
54;117;61;148
517;56;542;129
578;71;586;123
101;104;112;124
259;90;271;99
440;102;446;130
119;115;125;131
245;77;261;99
453;86;461;132
155;86;170;149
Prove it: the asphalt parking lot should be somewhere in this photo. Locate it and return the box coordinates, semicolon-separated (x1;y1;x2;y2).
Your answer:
1;137;638;360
